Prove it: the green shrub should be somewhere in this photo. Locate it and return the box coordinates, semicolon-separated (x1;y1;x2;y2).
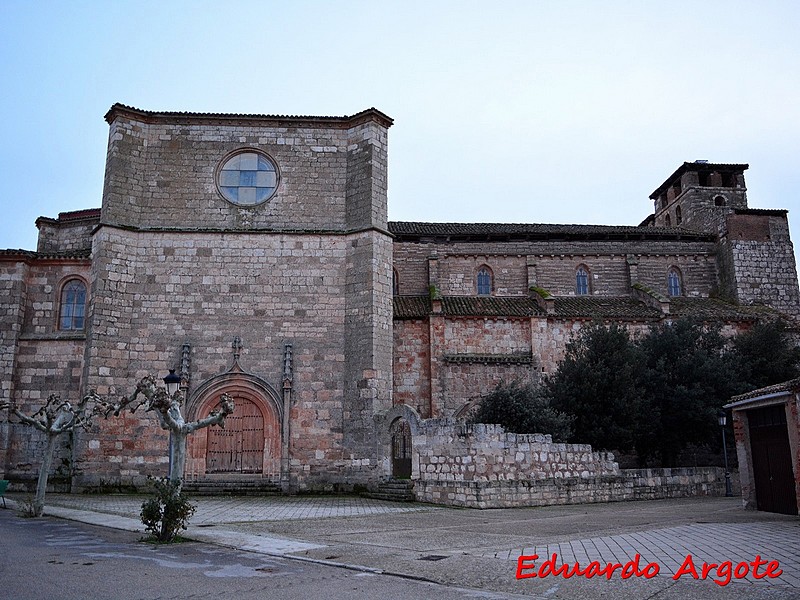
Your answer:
470;381;574;441
140;478;196;543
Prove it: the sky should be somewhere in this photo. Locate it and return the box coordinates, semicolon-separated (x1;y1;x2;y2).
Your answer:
1;1;799;254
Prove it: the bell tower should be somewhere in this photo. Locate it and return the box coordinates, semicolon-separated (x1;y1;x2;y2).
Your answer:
649;161;749;235
648;161;799;319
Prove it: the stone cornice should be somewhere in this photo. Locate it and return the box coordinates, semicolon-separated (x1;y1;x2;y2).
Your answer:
104;103;394;129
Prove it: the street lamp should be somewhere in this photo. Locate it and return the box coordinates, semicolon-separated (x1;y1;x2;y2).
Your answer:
717;409;733;497
163;369;182;478
163;369;182;396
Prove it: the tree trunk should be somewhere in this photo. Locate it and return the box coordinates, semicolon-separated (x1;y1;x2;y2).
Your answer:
169;431;187;491
34;434;58;517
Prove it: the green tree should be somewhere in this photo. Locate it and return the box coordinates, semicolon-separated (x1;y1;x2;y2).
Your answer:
635;320;740;467
470;381;574;442
729;320;800;391
545;323;643;452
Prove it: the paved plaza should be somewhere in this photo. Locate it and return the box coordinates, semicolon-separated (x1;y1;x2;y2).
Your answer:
3;493;798;598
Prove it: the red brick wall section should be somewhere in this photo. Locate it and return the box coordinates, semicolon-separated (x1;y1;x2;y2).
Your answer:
393;320;431;417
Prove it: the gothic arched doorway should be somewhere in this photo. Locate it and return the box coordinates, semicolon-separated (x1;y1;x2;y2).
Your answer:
186;375;283;482
391;418;412;479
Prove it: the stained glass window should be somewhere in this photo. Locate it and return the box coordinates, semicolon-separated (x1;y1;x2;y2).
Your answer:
576;267;589;295
477;267;492;296
668;269;682;297
217;151;278;205
60;280;86;330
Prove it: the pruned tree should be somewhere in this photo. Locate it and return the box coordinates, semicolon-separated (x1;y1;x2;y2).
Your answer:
0;391;105;517
103;375;234;487
1;374;233;517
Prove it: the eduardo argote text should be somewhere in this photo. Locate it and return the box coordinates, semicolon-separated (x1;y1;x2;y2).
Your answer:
516;553;783;586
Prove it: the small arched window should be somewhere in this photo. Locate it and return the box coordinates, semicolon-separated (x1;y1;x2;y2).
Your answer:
476;266;492;296
59;279;87;330
714;195;726;207
675;206;682;225
392;268;400;296
667;268;682;297
665;213;672;227
576;266;590;296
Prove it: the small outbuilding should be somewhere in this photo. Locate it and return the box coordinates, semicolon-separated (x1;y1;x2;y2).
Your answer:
725;379;800;515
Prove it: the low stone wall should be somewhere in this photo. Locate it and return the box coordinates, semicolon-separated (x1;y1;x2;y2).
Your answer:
411;420;725;508
414;421;620;482
415;467;725;509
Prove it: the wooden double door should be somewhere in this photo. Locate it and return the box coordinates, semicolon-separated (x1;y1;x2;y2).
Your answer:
206;397;264;474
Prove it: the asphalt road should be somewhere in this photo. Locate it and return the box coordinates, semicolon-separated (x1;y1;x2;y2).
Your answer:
0;510;523;600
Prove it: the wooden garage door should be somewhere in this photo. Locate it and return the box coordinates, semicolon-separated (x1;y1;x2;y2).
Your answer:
206;397;264;473
748;405;798;516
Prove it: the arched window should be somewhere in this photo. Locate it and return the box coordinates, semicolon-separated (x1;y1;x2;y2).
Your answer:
476;266;492;296
714;195;726;207
665;213;672;227
667;268;682;297
675;206;682;225
59;279;87;330
575;266;590;296
392;268;399;296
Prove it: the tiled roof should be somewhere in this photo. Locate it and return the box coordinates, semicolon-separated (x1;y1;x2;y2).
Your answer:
393;294;778;322
727;377;800;404
669;297;776;321
105;103;393;127
553;297;662;320
388;221;715;242
393;295;542;318
650;162;749;199
733;208;788;217
393;296;431;319
0;249;91;261
442;296;542;317
443;353;534;364
58;208;101;221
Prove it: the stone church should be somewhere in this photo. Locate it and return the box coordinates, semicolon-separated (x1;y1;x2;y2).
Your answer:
1;104;798;493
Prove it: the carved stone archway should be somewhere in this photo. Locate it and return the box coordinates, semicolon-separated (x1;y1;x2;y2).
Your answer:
375;404;422;480
185;369;284;482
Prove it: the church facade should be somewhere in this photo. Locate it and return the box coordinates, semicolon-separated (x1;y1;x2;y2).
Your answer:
1;104;798;492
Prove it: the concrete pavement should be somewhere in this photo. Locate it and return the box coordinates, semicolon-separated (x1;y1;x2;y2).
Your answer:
3;492;799;599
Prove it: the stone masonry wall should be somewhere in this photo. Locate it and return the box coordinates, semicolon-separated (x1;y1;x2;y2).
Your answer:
78;227;357;489
340;116;393;473
414;422;620;482
415;467;726;508
440;362;537;417
439;255;529;296
102;117;348;232
411;421;724;508
394;239;717;299
0;261;27;408
393;319;431;417
36;215;99;253
723;215;800;318
0;260;27;476
393;316;651;418
1;257;89;483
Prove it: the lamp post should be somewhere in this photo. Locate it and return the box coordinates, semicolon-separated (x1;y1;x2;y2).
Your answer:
717;409;733;497
163;369;182;478
163;369;182;396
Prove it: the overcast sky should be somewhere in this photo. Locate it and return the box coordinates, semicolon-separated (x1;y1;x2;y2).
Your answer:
2;1;799;254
